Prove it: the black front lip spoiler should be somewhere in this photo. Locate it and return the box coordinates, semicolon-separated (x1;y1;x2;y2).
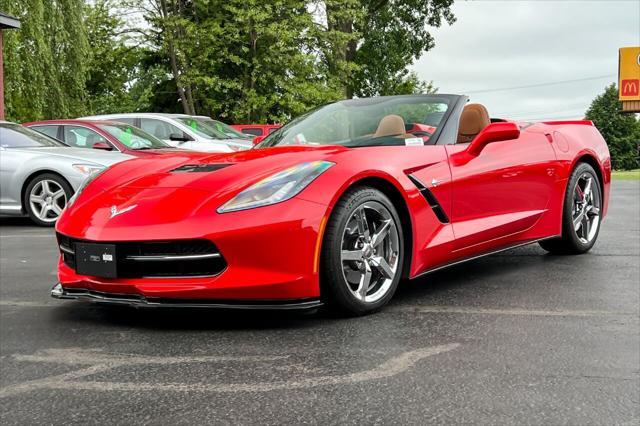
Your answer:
51;283;323;311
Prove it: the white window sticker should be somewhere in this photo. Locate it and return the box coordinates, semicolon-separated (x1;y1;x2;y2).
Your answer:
404;137;424;146
294;133;307;144
102;254;114;262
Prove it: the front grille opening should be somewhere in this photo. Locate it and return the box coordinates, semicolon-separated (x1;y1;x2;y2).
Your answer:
57;234;226;278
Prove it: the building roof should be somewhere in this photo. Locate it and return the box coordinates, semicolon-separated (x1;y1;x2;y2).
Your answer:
0;12;20;30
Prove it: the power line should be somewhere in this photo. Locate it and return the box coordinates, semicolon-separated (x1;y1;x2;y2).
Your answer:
519;113;587;121
465;74;616;94
495;105;587;118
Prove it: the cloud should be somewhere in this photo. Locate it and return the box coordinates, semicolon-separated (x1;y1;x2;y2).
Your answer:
412;0;640;120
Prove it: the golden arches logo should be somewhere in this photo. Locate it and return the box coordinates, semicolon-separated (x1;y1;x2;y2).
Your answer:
621;79;639;97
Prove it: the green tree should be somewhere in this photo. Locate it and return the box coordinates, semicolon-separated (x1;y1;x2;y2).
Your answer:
185;0;340;123
84;0;155;114
1;0;89;121
585;84;640;170
315;0;454;98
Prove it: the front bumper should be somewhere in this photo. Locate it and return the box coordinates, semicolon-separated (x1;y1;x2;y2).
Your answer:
51;283;322;310
55;196;329;302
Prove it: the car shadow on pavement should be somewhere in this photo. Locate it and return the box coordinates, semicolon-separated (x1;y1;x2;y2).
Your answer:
390;245;570;305
44;245;568;331
0;217;39;227
47;301;330;331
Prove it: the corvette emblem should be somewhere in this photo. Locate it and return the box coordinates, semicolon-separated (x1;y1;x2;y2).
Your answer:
110;204;137;218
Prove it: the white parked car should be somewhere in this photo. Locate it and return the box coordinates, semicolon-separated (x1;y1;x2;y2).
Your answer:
81;113;253;153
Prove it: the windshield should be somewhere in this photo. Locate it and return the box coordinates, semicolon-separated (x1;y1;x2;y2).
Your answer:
176;117;230;140
0;123;66;148
257;95;453;148
97;123;171;149
198;117;250;139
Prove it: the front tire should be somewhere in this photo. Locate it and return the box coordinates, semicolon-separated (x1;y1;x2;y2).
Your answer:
539;162;602;254
23;173;72;227
321;186;404;315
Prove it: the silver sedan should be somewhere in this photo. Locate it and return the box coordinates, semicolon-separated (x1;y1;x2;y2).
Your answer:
0;122;133;226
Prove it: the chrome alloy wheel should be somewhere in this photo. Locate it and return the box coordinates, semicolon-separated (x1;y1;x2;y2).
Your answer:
340;201;400;303
29;180;67;223
572;173;600;244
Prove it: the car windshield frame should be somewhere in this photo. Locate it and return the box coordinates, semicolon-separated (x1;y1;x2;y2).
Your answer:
0;123;67;148
175;117;231;140
256;95;461;149
97;123;171;150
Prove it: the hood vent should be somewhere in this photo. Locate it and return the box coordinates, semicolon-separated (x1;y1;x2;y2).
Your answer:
171;164;232;173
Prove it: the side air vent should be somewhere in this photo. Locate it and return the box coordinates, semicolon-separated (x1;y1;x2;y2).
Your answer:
171;164;232;173
407;174;450;224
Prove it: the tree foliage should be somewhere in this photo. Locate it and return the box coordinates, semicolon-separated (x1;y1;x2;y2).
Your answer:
84;0;160;114
2;0;453;123
1;0;89;121
316;0;454;98
585;84;640;170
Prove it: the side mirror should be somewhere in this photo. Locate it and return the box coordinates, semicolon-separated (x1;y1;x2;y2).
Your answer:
92;141;113;151
252;136;265;145
467;122;520;156
169;133;191;142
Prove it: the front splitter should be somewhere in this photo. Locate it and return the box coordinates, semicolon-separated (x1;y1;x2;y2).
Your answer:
51;283;323;311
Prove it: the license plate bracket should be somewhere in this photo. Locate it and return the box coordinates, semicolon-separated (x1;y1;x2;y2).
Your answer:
75;243;117;278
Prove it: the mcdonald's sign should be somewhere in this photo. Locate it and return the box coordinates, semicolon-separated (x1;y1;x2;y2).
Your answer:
618;47;640;102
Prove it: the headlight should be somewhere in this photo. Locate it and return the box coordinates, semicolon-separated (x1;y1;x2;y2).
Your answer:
217;161;334;213
66;167;107;208
72;164;105;175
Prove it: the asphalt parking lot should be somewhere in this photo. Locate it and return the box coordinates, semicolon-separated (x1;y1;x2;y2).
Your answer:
0;181;638;425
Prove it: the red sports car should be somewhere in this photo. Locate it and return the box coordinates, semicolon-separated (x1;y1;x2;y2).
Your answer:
24;119;181;157
52;95;611;315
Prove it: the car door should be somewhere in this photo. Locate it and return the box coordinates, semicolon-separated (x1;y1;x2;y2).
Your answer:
446;126;557;252
139;118;188;147
0;147;22;209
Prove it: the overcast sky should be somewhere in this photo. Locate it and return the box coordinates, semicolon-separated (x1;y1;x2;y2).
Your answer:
411;0;640;120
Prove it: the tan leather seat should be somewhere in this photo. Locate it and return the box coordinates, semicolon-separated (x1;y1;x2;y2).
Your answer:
457;103;490;144
375;114;406;137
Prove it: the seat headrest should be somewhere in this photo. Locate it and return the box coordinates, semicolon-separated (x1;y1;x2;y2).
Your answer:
458;103;490;144
374;115;406;138
152;124;165;138
85;133;101;146
66;132;77;146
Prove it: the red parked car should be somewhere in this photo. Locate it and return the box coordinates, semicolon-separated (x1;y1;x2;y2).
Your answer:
51;95;611;315
231;124;281;144
24;119;180;157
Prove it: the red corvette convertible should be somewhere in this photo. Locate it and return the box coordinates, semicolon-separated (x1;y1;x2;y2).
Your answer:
52;95;611;315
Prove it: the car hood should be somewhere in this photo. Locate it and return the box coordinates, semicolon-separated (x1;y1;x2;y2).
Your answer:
61;145;349;228
15;146;133;166
96;145;348;193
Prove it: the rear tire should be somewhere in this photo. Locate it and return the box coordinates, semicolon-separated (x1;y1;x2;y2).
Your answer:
539;162;602;254
321;186;404;316
23;173;72;227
